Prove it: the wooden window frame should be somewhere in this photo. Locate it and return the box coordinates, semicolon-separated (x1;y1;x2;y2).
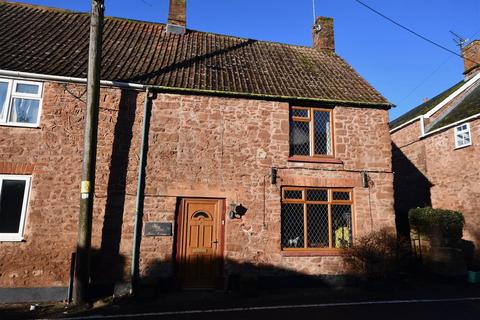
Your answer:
0;175;32;242
289;106;335;160
0;78;43;128
281;186;354;254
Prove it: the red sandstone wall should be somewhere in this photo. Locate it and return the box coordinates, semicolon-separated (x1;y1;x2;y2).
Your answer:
139;95;394;277
425;119;480;246
0;83;143;288
0;81;395;288
391;118;480;247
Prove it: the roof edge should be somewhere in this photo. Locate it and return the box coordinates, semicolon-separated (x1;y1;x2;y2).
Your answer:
3;1;90;15
389;116;421;133
421;112;480;138
0;69;393;108
1;1;333;51
424;72;480;118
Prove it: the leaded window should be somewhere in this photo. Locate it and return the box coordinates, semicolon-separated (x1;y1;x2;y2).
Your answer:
290;107;333;157
281;187;353;251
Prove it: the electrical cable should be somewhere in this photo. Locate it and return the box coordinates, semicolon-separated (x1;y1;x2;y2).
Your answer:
396;28;480;106
353;0;480;65
139;0;153;7
396;55;454;106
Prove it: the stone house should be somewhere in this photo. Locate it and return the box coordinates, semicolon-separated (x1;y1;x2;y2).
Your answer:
0;1;395;302
390;40;480;249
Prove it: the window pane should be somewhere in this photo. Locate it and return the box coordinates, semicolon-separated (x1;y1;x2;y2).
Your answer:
0;82;8;118
0;180;26;233
15;83;39;95
456;132;470;146
306;189;327;201
282;203;304;248
332;191;350;201
307;204;329;248
292;108;309;118
284;190;303;200
332;205;352;248
9;98;39;124
290;120;310;156
313;111;331;155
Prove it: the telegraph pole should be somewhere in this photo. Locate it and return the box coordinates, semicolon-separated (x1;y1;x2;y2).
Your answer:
73;0;104;305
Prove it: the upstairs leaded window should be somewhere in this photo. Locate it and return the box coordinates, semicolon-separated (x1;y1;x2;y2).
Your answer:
281;187;353;251
0;79;43;127
290;107;333;157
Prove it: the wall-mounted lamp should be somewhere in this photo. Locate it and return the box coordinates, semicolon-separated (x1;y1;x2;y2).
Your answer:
271;167;278;185
362;171;369;188
228;203;248;219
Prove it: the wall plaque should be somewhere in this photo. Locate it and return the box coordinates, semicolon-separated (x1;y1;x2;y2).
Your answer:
144;222;173;237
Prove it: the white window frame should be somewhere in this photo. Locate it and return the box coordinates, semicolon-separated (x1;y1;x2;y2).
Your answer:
0;78;43;128
454;123;472;149
0;175;31;242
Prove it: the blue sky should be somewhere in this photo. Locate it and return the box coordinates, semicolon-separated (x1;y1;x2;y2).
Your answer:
14;0;480;121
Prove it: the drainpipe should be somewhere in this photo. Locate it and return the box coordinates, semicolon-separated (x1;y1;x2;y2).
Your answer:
131;87;151;295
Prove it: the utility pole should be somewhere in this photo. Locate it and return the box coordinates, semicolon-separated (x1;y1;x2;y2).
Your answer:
73;0;104;305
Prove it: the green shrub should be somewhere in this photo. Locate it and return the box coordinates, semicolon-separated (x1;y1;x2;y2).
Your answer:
345;228;411;281
408;207;464;244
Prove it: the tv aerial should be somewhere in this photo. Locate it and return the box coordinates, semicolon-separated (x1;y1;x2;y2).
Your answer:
450;31;468;50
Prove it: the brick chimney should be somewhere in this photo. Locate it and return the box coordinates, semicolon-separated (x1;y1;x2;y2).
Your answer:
167;0;186;35
462;40;480;80
312;17;335;53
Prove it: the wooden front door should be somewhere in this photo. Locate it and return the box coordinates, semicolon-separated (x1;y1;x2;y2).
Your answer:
177;198;224;288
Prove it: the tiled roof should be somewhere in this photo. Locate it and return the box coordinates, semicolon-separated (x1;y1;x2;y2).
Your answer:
429;82;480;130
389;80;465;129
0;2;390;106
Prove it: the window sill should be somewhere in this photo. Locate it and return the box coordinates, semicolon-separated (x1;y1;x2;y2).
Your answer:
0;236;25;242
288;156;343;164
454;143;472;150
0;123;40;129
281;250;348;257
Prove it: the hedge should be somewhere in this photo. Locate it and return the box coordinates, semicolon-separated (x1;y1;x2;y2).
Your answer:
408;207;464;241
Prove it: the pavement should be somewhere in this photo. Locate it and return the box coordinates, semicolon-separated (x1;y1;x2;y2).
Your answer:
51;298;480;320
1;276;480;320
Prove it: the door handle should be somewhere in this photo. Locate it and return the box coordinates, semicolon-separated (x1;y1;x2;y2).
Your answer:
212;240;219;247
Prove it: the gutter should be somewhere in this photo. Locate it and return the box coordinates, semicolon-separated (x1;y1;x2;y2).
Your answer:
0;69;394;108
131;87;151;294
420;112;480;138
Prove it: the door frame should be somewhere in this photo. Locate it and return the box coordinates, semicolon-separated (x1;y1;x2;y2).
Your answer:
175;197;226;288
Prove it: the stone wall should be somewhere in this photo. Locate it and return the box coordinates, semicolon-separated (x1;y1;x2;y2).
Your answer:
0;81;395;289
391;118;480;247
425;119;480;247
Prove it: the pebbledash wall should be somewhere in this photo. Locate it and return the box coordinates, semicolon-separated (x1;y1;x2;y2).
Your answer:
391;118;480;247
0;81;395;300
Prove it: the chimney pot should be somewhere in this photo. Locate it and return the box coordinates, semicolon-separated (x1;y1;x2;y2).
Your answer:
462;40;480;80
167;0;186;35
312;17;335;53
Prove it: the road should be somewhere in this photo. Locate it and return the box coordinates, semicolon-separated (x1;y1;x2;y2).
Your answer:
52;297;480;320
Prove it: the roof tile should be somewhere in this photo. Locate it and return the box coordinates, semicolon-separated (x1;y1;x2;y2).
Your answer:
0;2;390;106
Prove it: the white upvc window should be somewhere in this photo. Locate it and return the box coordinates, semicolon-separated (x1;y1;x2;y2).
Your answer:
0;79;43;127
0;175;31;241
454;123;472;149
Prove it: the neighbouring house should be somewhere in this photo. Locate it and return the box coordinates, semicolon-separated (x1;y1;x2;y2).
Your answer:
0;1;395;302
390;40;480;249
